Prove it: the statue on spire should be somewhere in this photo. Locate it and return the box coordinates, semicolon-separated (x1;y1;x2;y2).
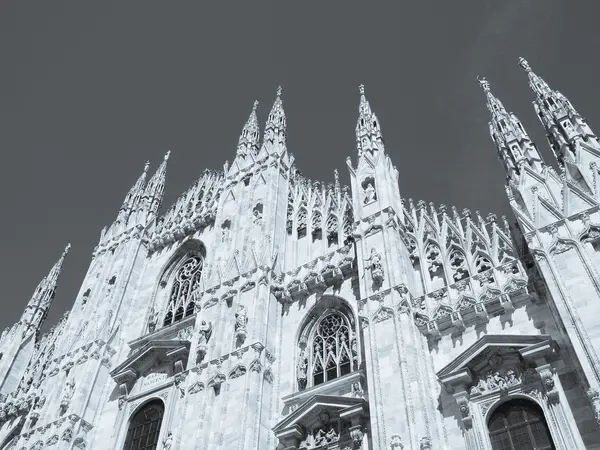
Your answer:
518;57;531;72
477;76;490;92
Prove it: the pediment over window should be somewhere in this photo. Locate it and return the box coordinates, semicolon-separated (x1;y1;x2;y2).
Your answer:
110;339;190;386
437;334;558;395
273;394;368;449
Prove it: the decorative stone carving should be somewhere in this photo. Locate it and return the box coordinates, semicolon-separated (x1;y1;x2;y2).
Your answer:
390;434;404;449
297;348;308;391
364;183;376;204
538;366;558;402
350;425;364;447
364;248;384;286
60;378;76;412
419;436;431;450
147;306;159;333
234;305;248;343
470;368;521;396
196;320;212;361
587;388;600;426
162;431;173;450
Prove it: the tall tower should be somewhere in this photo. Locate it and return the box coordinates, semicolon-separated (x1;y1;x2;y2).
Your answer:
345;85;446;449
519;57;600;199
0;243;70;395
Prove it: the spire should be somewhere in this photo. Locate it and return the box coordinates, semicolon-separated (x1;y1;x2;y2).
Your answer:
356;84;384;158
22;243;71;332
116;161;150;222
264;86;286;147
237;100;260;157
143;150;170;218
518;57;597;165
478;76;544;180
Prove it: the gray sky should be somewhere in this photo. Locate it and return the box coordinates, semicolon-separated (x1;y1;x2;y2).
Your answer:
1;0;598;333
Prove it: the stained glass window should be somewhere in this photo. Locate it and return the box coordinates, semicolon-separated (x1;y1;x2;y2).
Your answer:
123;400;164;450
310;312;353;387
488;399;555;450
163;255;202;327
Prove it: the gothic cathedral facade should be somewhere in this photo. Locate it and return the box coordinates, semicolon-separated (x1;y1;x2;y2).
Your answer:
2;58;600;450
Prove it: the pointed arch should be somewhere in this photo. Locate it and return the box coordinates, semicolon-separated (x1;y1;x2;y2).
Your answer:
447;245;470;283
473;251;494;274
157;239;206;328
123;399;165;450
487;397;554;449
326;214;339;246
296;296;358;391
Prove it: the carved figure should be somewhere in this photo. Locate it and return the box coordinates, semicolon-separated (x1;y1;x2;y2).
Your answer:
364;248;384;284
506;369;518;386
253;209;263;225
325;427;338;442
494;371;506;389
60;378;75;410
485;371;497;390
235;305;248;332
314;428;327;446
198;321;213;346
364;183;376;204
297;349;308;390
147;306;159;333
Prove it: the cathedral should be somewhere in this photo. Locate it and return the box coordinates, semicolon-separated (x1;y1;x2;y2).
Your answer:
2;57;600;450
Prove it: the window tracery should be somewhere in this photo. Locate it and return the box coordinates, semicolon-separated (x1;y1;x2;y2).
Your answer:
487;399;554;450
449;249;469;282
304;311;355;389
123;400;164;450
163;255;202;327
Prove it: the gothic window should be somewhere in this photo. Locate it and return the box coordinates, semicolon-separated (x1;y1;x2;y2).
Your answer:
476;254;493;273
310;312;353;387
297;207;307;236
326;214;339;246
123;400;165;450
163;255;202;327
449;248;469;282
312;211;322;241
488;399;555;450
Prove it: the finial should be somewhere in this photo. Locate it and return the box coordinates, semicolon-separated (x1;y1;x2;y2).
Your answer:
358;84;365;95
63;243;71;256
252;100;259;111
144;161;150;172
477;76;490;92
276;85;282;97
334;169;339;184
518;57;531;72
164;150;171;161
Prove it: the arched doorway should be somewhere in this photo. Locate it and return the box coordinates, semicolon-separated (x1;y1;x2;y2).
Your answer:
488;398;555;450
123;399;165;450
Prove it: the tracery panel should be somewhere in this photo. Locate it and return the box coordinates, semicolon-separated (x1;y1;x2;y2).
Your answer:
310;312;353;387
123;400;165;450
163;255;202;327
488;399;554;450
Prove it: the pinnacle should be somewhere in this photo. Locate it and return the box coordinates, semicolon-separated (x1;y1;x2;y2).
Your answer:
477;76;490;92
518;57;531;72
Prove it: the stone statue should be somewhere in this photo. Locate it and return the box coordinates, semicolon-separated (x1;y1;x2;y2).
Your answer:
296;349;308;391
364;248;384;284
147;306;159;333
253;209;263;225
485;371;497;390
198;321;213;346
364;183;376;204
235;305;248;332
506;369;518;386
235;305;248;342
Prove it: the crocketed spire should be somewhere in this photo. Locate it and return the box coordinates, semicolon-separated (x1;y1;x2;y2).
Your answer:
355;84;384;158
237;100;260;157
478;76;543;180
143;150;171;218
264;86;286;146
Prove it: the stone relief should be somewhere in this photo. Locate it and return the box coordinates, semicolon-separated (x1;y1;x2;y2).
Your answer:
363;183;376;204
296;348;308;391
147;306;159;333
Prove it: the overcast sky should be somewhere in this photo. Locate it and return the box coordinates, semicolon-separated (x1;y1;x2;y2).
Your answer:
0;0;598;333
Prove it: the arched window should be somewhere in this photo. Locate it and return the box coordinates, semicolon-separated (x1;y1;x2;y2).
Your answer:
163;255;203;327
123;399;164;450
488;399;555;450
310;311;353;387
